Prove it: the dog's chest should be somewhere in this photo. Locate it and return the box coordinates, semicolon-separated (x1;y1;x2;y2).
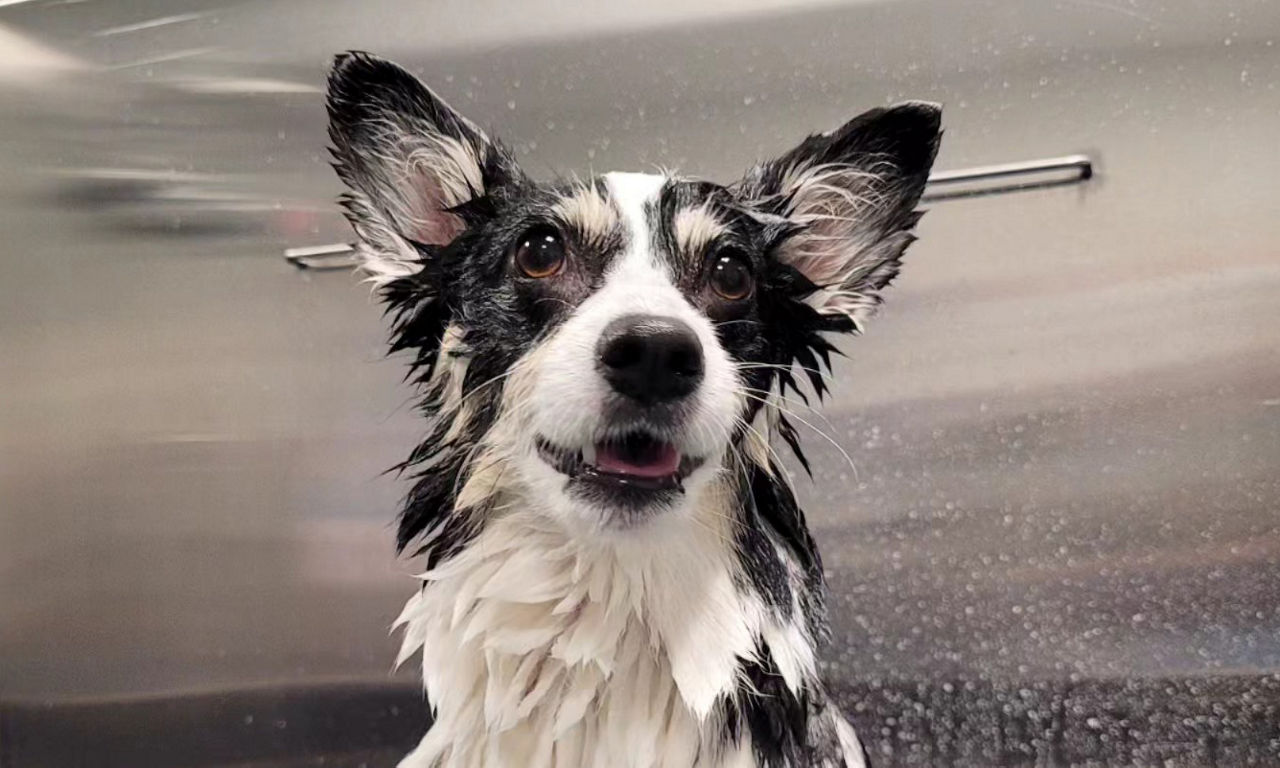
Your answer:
394;514;768;768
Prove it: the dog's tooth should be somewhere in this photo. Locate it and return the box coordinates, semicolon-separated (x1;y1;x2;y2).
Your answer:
582;442;597;466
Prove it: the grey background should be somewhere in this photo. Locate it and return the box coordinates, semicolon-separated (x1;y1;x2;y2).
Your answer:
0;0;1278;763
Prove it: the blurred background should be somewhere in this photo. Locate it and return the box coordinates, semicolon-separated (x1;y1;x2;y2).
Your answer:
1;0;1278;765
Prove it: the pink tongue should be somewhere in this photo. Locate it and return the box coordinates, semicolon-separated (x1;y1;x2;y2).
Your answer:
594;441;681;478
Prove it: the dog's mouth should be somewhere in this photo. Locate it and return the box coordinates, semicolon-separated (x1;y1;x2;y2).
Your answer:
537;431;703;492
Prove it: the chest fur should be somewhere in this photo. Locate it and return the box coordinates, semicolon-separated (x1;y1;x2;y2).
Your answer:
393;512;816;768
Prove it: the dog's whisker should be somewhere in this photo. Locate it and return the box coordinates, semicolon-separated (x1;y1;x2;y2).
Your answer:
715;318;763;330
739;384;841;435
533;295;577;311
731;413;793;481
734;360;835;384
738;391;858;478
454;367;518;412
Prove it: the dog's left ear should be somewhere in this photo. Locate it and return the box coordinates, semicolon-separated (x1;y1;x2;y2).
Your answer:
739;102;942;331
327;51;523;285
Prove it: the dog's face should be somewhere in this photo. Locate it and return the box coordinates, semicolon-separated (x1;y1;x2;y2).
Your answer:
327;53;940;543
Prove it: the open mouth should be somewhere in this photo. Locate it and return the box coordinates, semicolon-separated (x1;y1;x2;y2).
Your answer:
537;431;703;492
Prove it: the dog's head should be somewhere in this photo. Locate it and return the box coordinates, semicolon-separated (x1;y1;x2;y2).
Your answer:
327;52;940;552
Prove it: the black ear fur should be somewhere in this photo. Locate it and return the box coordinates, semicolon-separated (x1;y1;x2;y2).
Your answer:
753;102;941;203
328;52;488;161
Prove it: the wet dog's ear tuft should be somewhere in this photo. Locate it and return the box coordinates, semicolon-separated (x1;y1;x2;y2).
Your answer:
327;51;523;284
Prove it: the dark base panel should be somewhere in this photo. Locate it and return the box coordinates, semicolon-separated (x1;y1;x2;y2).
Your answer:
4;675;1280;767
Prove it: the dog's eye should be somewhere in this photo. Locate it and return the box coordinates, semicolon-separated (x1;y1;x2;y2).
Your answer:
708;250;753;301
513;225;566;279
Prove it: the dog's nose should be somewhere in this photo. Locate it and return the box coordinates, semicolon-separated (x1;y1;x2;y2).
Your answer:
597;314;704;404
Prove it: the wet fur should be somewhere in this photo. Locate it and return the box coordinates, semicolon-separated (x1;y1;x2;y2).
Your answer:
327;51;940;768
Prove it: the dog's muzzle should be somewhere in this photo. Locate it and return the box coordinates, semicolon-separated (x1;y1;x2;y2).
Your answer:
532;313;712;516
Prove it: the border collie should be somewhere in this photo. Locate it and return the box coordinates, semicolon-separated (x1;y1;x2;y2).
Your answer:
326;52;940;768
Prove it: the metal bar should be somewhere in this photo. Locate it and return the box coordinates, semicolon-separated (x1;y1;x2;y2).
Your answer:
923;154;1093;201
283;243;358;271
928;154;1093;185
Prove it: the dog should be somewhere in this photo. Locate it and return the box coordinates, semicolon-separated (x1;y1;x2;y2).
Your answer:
326;51;940;768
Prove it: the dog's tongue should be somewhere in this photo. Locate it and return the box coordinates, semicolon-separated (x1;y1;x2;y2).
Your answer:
594;438;680;478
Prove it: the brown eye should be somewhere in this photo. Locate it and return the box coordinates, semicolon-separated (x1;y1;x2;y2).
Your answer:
709;251;753;300
513;225;565;278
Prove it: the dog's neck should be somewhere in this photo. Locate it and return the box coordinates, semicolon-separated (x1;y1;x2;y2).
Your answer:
395;481;818;768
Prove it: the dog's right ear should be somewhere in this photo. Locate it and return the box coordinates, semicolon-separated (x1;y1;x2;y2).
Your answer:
738;102;941;333
327;51;522;285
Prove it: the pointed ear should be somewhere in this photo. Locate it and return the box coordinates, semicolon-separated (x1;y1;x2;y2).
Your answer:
326;51;522;285
739;102;941;331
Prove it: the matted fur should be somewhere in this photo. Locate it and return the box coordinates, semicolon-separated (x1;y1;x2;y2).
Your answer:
326;51;940;768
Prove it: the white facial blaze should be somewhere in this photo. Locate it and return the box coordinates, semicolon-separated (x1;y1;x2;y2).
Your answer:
606;171;667;261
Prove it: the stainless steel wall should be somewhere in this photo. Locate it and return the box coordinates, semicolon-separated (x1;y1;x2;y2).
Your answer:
1;0;1278;763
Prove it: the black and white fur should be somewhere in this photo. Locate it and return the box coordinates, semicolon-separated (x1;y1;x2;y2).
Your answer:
326;52;940;768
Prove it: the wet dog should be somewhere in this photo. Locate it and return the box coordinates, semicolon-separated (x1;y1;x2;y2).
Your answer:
327;51;940;768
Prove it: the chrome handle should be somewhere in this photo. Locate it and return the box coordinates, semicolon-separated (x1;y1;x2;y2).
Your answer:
922;154;1094;201
283;243;358;271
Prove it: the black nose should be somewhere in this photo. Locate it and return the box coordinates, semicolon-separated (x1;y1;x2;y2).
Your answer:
597;314;704;404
